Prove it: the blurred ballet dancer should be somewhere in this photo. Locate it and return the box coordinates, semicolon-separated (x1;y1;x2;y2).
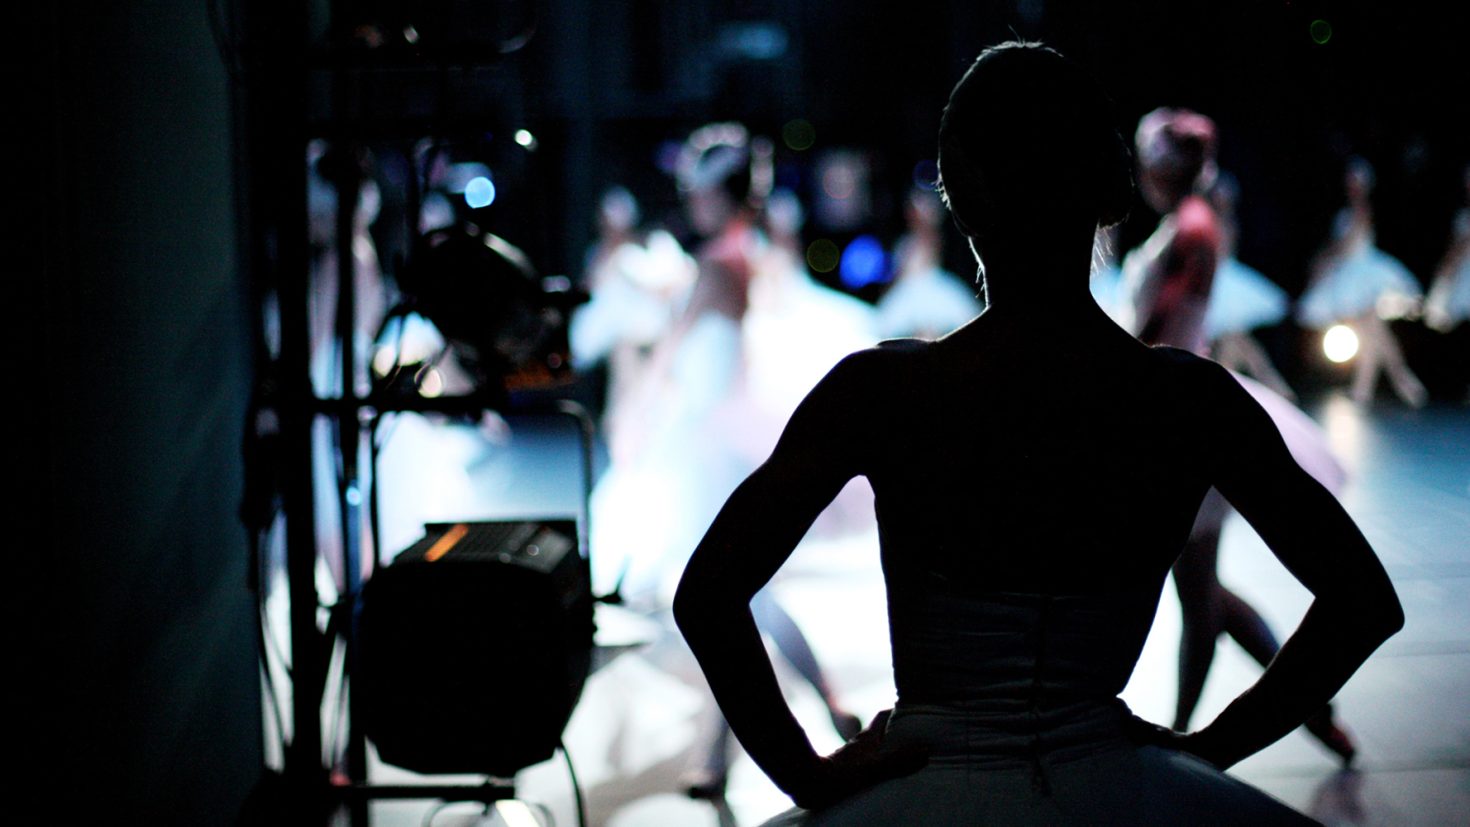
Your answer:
1426;164;1470;334
569;186;696;447
1129;108;1358;764
742;188;879;539
1297;157;1427;407
874;185;985;339
746;188;878;415
1428;164;1470;403
587;125;861;802
1203;173;1297;400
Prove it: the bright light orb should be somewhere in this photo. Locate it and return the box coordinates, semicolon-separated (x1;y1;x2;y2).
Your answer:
1323;324;1359;363
464;176;496;209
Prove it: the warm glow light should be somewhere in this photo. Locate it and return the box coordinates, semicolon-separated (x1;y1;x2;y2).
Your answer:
424;523;469;562
1324;324;1359;363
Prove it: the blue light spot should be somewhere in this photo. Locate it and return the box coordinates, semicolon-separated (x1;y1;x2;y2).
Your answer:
465;176;496;209
839;234;888;289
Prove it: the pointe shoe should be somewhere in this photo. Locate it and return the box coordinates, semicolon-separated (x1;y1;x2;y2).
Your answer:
1304;708;1357;767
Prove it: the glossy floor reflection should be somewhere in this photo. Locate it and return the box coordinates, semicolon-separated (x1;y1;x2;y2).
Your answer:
362;394;1470;827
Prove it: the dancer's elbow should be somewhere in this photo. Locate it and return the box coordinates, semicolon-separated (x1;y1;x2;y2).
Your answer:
672;572;730;638
1371;590;1406;640
1319;582;1404;645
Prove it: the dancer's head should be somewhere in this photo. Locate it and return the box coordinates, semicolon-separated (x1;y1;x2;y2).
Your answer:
677;122;773;237
937;42;1132;250
597;186;639;237
1135;107;1217;214
1344;157;1375;201
905;185;944;232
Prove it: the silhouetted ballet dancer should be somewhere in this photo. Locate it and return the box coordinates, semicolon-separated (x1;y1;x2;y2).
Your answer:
586;125;862;803
675;43;1401;825
1298;158;1427;407
1129;108;1360;766
1204;173;1297;401
1426;164;1470;335
874;185;984;339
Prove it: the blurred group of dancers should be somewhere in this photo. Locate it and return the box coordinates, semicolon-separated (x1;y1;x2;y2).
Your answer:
568;110;1468;808
1094;148;1470;409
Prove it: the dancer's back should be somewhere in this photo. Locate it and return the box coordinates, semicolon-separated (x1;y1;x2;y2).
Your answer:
675;41;1400;825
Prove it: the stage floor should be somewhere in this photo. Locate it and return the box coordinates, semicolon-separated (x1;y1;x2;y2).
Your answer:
355;392;1470;827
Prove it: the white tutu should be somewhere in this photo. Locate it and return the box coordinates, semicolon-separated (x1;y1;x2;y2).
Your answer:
590;313;751;607
1297;239;1422;329
1427;259;1470;329
1426;209;1470;330
875;266;984;340
1205;258;1289;339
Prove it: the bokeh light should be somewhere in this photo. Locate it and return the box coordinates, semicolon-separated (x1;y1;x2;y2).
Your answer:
464;176;496;209
782;118;816;151
821;163;858;201
806;238;840;273
1324;324;1359;363
912;159;940;190
839;234;888;289
1310;19;1333;45
514;129;538;150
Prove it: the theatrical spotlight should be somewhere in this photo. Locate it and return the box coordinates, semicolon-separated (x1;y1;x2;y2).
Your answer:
1324;323;1360;363
382;221;584;404
356;520;594;776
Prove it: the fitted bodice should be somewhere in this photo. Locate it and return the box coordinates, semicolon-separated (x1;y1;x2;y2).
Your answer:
885;576;1162;710
880;565;1167;767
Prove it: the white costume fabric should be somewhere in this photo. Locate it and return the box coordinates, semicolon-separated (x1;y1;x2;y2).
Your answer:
1297;211;1423;328
1204;257;1289;340
875;266;984;340
1427;209;1470;330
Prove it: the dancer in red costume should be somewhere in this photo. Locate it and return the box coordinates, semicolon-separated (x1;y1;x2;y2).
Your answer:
1127;107;1359;764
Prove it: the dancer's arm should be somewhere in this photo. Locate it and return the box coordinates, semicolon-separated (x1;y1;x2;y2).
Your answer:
674;350;921;807
1182;360;1403;768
